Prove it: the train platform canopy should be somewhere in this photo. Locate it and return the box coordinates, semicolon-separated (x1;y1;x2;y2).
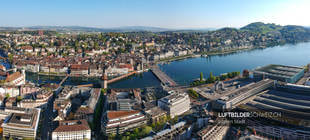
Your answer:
253;64;304;83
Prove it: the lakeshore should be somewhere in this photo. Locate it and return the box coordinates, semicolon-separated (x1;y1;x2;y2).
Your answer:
2;40;307;88
22;42;310;88
158;42;310;85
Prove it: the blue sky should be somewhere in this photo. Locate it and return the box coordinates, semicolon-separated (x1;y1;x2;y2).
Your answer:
1;0;309;28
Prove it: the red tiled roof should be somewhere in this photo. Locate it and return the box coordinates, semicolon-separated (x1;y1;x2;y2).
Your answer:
53;120;90;132
0;70;6;76
5;72;22;83
0;65;5;71
118;64;133;69
107;110;140;120
70;64;89;70
21;46;33;50
76;107;93;114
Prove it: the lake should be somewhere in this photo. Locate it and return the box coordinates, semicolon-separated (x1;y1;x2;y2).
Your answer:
25;42;310;88
159;42;310;85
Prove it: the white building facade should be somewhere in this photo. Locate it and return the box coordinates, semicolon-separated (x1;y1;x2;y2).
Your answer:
158;92;191;118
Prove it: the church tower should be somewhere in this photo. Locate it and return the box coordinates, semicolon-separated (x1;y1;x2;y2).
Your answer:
103;73;108;89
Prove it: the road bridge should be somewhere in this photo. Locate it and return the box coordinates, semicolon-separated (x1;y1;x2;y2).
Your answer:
151;66;177;87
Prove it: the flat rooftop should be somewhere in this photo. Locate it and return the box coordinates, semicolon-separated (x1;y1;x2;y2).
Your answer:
160;92;187;104
3;108;40;129
254;64;304;78
108;88;140;101
244;89;310;120
219;79;274;102
54;120;90;132
8;113;33;126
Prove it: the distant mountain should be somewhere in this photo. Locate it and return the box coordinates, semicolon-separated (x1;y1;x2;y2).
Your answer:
108;26;170;32
0;27;23;31
28;26;109;32
164;28;216;33
0;26;216;33
0;26;170;32
0;22;308;33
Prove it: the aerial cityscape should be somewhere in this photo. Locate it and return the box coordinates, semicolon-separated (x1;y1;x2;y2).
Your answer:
0;0;310;140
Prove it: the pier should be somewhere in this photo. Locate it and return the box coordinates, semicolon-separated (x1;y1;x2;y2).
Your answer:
151;66;177;87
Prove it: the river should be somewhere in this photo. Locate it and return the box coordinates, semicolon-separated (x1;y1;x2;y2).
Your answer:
20;42;310;88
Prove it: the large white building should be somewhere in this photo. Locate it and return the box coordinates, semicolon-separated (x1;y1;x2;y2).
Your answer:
52;119;91;140
19;90;54;109
1;108;41;139
197;119;230;140
102;110;147;135
158;92;191;118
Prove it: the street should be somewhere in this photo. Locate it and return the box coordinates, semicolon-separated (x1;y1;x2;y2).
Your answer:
41;95;56;140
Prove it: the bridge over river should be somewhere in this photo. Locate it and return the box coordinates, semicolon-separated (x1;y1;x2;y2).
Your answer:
151;66;177;87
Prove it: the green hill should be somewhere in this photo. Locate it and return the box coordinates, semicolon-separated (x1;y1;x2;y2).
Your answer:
240;22;283;34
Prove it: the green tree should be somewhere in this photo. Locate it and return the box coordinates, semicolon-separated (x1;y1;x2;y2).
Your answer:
200;72;204;81
215;76;220;81
133;128;139;134
151;121;156;128
220;74;228;80
22;138;35;140
141;126;152;136
8;54;13;62
171;116;178;125
188;89;199;99
16;96;22;102
108;133;116;139
208;72;216;83
74;40;79;47
5;93;10;98
101;88;107;94
94;42;100;50
121;136;129;140
167;115;171;121
227;72;233;78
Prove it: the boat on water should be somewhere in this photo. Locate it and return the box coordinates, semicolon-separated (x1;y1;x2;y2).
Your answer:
201;54;208;57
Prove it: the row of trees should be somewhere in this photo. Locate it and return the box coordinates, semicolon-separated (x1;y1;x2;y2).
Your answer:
150;115;178;132
109;115;178;140
191;71;240;86
117;125;152;140
188;88;199;99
